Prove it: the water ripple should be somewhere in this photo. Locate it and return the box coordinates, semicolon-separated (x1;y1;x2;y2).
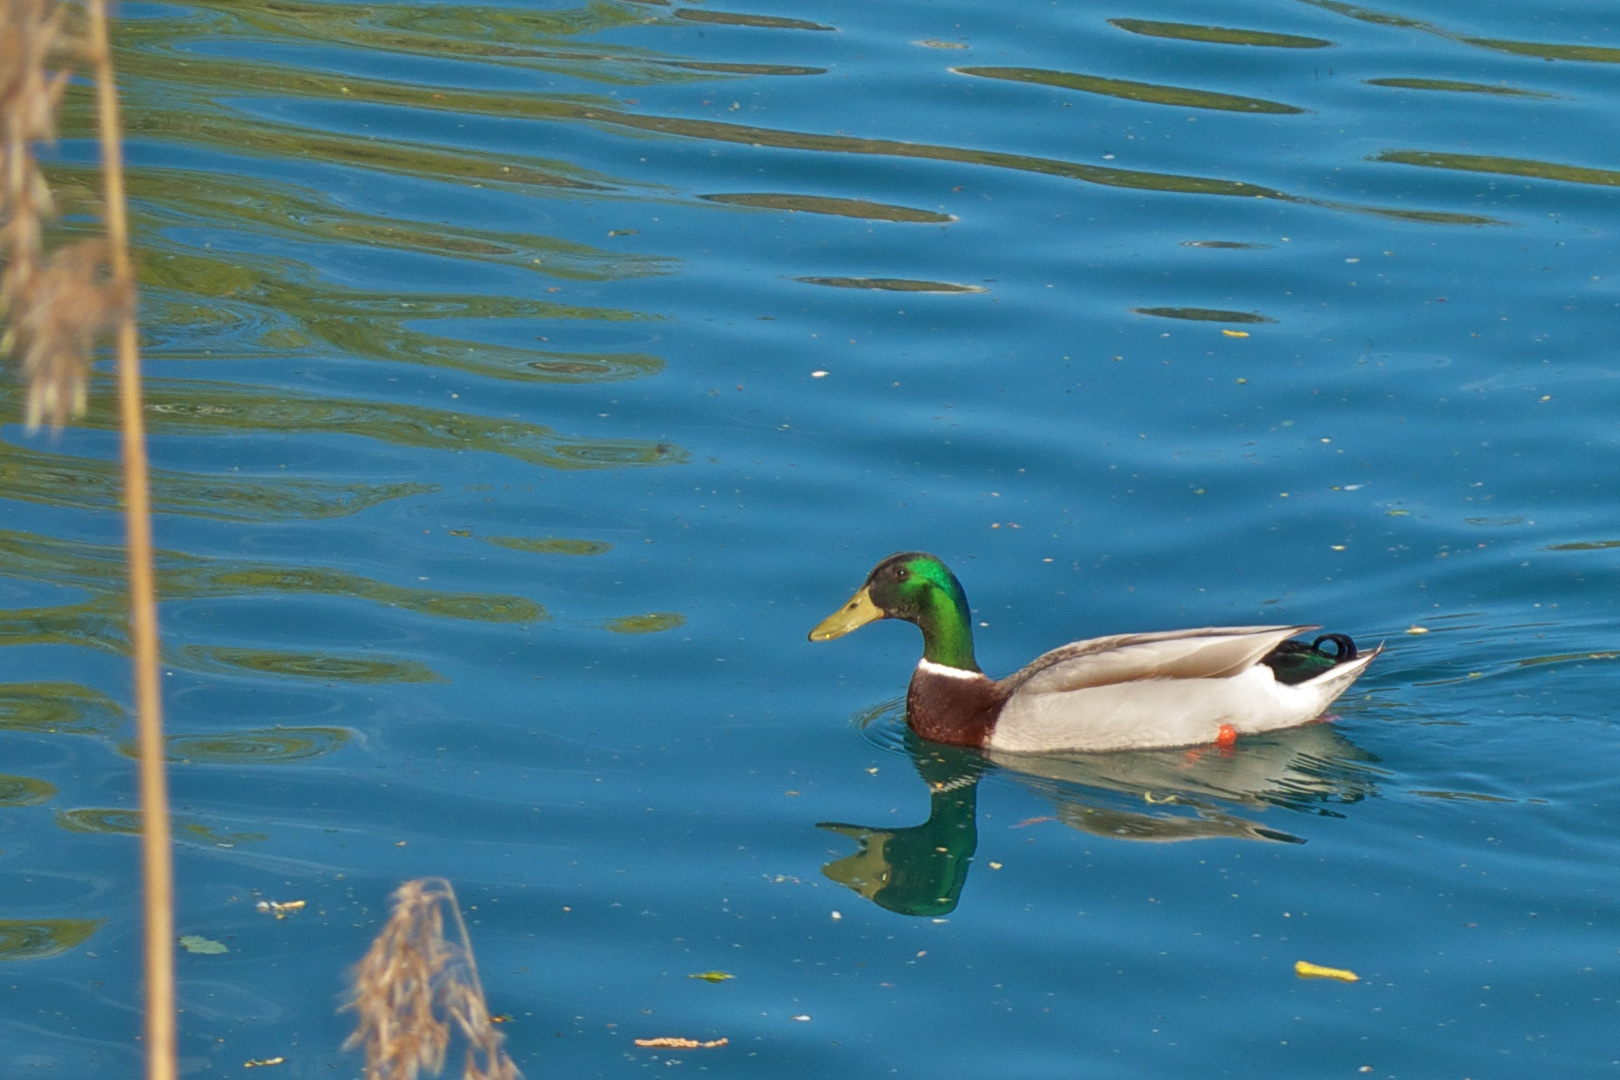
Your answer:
179;646;444;683
1108;18;1333;48
0;919;101;961
133;726;353;765
955;67;1307;114
0;775;57;807
700;192;954;223
0;682;123;737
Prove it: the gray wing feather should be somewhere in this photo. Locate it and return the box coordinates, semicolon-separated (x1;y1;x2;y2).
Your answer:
1004;625;1317;696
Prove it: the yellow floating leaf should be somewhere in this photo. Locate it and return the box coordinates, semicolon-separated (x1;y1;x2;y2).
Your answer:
243;1058;285;1068
1222;329;1250;338
1294;959;1358;982
688;971;735;982
634;1037;729;1049
1406;626;1430;635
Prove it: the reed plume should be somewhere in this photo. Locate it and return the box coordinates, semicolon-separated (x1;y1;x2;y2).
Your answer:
0;0;64;301
344;878;520;1080
0;0;132;431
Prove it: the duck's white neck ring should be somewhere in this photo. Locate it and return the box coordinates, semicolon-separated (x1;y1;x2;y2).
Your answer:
916;658;988;681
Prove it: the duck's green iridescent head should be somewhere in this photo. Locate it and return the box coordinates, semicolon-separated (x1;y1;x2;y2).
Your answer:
809;552;980;671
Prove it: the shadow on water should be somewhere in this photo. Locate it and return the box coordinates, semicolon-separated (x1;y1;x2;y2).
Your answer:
820;704;1385;917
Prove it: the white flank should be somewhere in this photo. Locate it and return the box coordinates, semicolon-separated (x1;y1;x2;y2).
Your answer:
989;645;1380;754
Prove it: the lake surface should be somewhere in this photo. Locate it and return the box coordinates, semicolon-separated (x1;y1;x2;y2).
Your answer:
3;0;1619;1075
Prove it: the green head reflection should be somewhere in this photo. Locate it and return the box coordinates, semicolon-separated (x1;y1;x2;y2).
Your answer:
819;735;984;917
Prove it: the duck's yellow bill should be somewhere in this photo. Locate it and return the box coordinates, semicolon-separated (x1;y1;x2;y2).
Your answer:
809;586;884;641
818;823;891;899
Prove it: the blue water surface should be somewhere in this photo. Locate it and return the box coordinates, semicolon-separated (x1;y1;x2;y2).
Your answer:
2;0;1619;1076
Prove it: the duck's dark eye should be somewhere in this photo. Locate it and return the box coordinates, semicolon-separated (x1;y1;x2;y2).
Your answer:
894;567;909;581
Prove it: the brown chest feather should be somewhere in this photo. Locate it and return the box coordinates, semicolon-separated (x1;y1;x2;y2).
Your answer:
906;668;1008;747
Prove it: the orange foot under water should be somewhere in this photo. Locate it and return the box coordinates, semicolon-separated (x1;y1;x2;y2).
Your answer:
1183;724;1241;763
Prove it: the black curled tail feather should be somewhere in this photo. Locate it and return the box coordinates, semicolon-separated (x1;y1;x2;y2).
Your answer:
1310;633;1357;661
1261;632;1360;686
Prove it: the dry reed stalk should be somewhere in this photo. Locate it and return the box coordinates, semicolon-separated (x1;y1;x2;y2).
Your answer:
344;878;521;1080
81;0;176;1075
3;1;172;1076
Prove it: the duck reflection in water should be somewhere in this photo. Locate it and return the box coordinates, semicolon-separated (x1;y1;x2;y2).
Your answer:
819;717;1382;917
821;736;986;918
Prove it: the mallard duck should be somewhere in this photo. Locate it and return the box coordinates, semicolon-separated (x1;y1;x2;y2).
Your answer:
809;552;1380;753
